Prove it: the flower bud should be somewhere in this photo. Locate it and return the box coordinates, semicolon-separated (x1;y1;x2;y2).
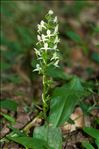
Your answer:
48;10;53;15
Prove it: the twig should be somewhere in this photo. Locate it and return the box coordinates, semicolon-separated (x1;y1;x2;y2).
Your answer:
0;117;42;141
23;117;42;134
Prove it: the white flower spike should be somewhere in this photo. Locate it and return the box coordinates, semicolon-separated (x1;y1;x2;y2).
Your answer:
34;10;60;72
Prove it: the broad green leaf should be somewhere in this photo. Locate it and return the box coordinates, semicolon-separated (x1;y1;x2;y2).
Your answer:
83;127;99;140
33;125;48;141
79;102;90;115
33;125;62;149
7;135;48;149
66;31;82;43
95;139;99;148
47;127;62;149
80;101;96;115
49;77;84;127
0;99;17;111
1;112;15;124
46;65;72;80
82;141;95;149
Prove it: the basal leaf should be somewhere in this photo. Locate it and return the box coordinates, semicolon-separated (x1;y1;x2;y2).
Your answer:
33;125;62;149
33;125;48;141
48;126;62;149
95;139;99;148
82;141;95;149
49;77;84;127
7;135;48;149
83;127;99;140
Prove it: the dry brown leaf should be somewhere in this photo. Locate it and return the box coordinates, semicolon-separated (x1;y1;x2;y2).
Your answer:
61;107;84;133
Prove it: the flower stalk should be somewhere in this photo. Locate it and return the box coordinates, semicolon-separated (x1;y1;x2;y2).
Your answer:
42;74;48;119
34;10;60;119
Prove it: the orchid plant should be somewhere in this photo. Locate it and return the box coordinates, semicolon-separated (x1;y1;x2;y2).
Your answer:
3;10;88;149
34;10;60;119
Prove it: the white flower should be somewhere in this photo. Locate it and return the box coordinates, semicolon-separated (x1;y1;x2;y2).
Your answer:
47;30;55;38
40;43;48;51
37;35;41;41
37;34;48;44
47;30;51;37
33;64;41;72
34;48;41;56
40;21;46;28
37;24;42;32
53;44;57;50
54;60;59;67
48;10;53;15
54;36;60;44
54;16;57;23
41;34;47;42
37;20;46;32
40;43;51;51
44;43;48;50
54;25;58;34
51;52;59;60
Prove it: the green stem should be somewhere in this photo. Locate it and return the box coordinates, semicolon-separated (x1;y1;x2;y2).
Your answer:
42;50;51;120
42;74;47;119
41;50;48;120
